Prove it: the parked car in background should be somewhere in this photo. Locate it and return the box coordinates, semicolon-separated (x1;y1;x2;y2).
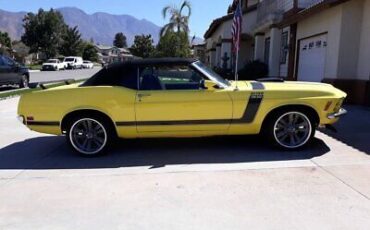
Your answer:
41;59;65;71
0;54;29;88
63;56;83;70
82;61;94;69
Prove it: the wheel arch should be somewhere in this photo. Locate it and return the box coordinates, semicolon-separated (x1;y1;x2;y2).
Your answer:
61;109;117;136
261;104;320;130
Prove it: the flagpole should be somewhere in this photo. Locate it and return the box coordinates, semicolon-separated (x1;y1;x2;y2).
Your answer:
235;48;239;91
234;0;242;91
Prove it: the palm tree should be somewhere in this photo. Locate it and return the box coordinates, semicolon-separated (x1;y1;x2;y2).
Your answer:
160;1;192;37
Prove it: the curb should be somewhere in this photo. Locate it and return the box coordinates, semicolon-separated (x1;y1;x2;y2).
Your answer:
29;70;41;73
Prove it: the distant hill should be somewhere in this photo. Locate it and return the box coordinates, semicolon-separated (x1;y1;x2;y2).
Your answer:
0;7;204;46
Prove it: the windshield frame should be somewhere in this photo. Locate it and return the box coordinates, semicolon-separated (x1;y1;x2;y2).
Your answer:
191;61;230;89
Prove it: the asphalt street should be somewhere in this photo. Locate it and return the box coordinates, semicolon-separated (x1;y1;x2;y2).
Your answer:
29;68;101;83
0;97;369;229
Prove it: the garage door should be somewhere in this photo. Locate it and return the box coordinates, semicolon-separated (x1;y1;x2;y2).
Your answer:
297;34;327;82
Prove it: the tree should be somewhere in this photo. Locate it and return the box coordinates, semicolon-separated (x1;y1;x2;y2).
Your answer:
12;41;30;63
21;8;66;59
82;42;98;62
59;26;84;56
113;32;127;48
130;34;155;58
0;31;12;48
156;31;190;58
160;1;191;37
0;31;12;55
159;1;191;58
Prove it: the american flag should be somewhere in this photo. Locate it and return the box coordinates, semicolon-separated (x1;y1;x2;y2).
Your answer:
231;0;243;53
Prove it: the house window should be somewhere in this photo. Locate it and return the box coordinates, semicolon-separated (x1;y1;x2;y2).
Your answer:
280;31;289;64
264;37;271;65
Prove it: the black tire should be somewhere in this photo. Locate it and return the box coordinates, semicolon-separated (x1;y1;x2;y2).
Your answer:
66;115;116;156
263;109;316;150
19;75;29;88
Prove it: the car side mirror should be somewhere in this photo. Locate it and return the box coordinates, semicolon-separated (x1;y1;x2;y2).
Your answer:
199;79;208;90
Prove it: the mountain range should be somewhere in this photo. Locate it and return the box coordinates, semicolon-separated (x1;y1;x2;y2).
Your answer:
0;7;203;46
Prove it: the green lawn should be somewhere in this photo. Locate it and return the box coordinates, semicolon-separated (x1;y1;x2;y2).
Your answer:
26;64;42;70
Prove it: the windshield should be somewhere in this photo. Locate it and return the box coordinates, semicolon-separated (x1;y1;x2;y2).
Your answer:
47;59;57;63
83;61;90;63
192;61;230;88
64;58;75;62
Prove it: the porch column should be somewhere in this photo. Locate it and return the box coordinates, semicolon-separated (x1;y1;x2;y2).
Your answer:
215;44;221;67
209;49;216;67
254;33;264;61
269;27;282;77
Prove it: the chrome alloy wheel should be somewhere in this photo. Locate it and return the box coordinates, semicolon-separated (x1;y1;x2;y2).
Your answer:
69;118;107;155
273;112;312;149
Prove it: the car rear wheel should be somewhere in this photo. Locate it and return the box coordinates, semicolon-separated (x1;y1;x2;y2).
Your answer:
67;117;113;156
19;75;29;88
265;111;314;149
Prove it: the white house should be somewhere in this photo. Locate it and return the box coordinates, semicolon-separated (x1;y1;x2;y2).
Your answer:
204;0;370;105
95;45;134;64
280;0;370;105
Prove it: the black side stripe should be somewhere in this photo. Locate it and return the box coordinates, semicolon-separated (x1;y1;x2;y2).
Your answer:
234;93;264;123
116;93;264;126
116;119;232;126
251;82;265;90
27;121;60;126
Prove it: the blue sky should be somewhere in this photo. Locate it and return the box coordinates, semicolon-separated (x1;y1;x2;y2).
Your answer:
0;0;231;37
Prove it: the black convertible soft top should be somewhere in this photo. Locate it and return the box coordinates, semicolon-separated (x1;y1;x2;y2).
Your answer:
108;58;198;68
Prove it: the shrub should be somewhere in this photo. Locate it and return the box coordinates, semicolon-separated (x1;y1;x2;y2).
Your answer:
238;60;268;80
213;66;233;80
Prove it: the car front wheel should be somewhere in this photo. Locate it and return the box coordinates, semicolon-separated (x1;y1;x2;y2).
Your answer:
265;111;314;149
19;75;29;88
68;117;112;156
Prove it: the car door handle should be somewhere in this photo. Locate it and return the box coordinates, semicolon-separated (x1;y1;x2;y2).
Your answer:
137;93;151;102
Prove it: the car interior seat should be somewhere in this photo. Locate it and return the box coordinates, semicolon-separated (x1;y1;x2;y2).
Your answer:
140;74;163;90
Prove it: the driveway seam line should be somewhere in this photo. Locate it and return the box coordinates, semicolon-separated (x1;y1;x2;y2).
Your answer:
310;159;370;201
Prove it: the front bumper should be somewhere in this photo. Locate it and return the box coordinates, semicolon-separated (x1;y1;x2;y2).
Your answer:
327;108;347;119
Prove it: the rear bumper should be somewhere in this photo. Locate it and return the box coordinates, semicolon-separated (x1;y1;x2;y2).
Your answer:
327;108;347;119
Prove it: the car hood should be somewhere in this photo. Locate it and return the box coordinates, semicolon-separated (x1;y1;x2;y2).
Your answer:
232;80;347;98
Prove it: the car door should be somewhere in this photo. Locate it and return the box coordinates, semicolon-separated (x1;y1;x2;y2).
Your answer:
135;64;233;132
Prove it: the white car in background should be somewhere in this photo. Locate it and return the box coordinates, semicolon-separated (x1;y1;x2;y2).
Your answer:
82;61;94;69
63;56;83;69
41;59;65;71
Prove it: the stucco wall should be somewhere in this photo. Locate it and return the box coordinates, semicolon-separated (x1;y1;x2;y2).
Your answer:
357;0;370;80
337;0;363;79
242;10;257;35
296;5;342;79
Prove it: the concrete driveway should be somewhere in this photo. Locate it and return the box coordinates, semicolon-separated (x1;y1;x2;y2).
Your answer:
0;97;369;230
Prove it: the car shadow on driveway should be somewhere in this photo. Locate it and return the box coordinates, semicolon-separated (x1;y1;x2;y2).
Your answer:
321;105;370;155
0;135;330;170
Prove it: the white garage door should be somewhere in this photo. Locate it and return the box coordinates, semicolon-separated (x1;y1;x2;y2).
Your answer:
297;34;327;82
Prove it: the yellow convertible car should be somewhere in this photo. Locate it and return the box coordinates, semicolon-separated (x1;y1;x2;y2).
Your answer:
18;58;347;156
